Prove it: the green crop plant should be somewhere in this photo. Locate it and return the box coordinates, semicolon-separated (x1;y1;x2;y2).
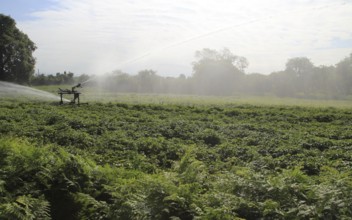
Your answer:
0;99;351;219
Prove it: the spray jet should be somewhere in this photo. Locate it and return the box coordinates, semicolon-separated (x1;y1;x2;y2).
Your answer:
71;83;82;92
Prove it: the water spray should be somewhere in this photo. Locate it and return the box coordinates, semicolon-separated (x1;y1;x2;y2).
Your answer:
0;81;64;101
113;1;347;69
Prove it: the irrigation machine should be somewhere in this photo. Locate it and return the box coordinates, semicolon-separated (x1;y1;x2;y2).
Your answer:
58;83;84;105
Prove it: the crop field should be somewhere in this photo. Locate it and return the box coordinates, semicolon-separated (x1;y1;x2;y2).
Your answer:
0;97;352;219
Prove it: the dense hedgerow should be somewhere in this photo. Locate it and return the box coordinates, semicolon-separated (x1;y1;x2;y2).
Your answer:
0;100;351;219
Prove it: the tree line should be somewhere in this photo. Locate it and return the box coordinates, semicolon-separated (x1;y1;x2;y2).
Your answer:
91;48;352;99
31;71;89;86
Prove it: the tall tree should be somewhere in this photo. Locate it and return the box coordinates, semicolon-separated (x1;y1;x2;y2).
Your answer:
136;69;160;93
285;57;314;95
285;57;314;78
192;48;247;95
0;14;36;84
335;54;352;95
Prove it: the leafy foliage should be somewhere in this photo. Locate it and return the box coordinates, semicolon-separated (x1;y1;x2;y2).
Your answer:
0;100;352;219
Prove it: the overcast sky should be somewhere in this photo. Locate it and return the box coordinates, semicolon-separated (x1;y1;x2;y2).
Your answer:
1;0;352;76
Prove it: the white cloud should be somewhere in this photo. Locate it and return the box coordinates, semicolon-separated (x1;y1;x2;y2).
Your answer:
18;0;352;76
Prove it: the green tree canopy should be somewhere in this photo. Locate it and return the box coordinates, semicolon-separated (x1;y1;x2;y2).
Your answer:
0;14;36;84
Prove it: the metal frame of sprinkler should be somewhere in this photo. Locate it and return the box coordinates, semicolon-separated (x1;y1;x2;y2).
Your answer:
58;83;83;105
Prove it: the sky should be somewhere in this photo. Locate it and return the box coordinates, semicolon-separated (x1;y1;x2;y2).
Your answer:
1;0;352;76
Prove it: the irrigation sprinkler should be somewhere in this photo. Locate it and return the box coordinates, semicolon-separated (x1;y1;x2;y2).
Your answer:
58;83;83;105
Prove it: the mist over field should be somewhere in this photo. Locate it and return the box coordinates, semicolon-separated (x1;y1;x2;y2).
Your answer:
2;0;351;100
36;49;350;101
